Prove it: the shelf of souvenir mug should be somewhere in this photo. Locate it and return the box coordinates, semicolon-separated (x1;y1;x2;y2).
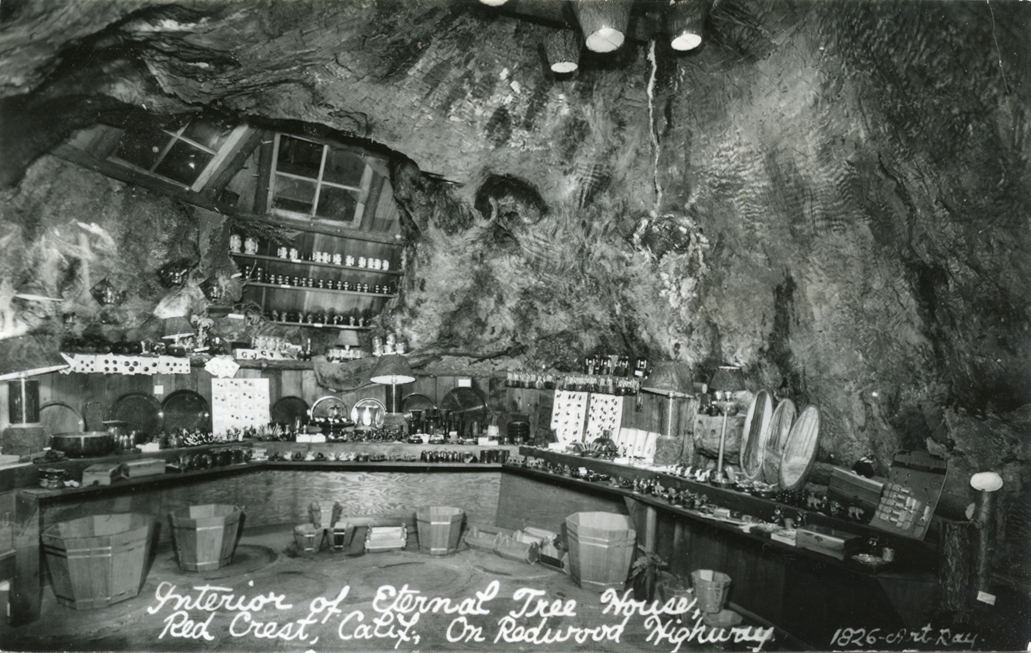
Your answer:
243;281;397;297
231;252;402;276
505;370;642;395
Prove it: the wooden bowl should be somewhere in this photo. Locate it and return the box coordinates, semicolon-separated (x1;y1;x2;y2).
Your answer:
50;432;116;458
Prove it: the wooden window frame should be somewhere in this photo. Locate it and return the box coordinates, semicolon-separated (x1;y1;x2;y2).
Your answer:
267;133;376;228
108;116;249;193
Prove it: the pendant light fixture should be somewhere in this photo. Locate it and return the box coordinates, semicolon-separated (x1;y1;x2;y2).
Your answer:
668;0;708;51
571;0;633;53
544;29;582;74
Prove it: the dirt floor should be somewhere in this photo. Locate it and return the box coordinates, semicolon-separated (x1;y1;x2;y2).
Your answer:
1;523;777;653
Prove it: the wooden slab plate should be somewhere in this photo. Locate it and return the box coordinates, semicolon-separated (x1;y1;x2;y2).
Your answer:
779;405;821;492
740;390;772;481
762;398;797;487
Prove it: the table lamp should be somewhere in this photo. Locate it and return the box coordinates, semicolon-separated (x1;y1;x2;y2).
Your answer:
369;354;415;433
1;335;70;457
162;316;195;356
709;365;745;480
642;362;694;438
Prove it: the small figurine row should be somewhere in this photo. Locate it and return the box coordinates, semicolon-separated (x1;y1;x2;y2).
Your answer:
267;310;370;327
250;269;395;294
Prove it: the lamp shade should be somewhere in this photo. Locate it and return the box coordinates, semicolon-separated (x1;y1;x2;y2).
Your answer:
545;30;582;74
709;365;745;392
668;0;707;51
0;335;69;381
571;0;632;53
369;355;415;385
336;329;361;348
642;362;693;397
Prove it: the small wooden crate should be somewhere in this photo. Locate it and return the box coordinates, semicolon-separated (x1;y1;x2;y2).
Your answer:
123;458;165;479
365;525;407;552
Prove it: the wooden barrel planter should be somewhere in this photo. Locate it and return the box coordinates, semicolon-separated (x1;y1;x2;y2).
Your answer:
416;506;464;556
566;512;636;592
169;504;243;572
42;513;156;610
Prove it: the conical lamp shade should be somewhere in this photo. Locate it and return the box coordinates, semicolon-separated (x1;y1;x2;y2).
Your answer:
370;355;415;385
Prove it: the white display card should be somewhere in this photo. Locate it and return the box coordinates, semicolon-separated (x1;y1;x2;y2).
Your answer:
212;378;270;434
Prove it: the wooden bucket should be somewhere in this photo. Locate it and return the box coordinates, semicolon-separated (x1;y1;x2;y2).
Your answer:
42;513;155;610
416;506;464;556
691;569;732;613
169;504;242;572
565;512;636;592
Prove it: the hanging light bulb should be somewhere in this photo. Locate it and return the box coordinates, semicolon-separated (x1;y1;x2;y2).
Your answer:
668;0;708;52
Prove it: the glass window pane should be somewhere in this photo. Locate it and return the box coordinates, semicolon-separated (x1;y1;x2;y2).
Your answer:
113;124;169;169
153;141;213;185
316;185;359;222
276;136;323;179
322;148;366;187
272;175;316;215
181;115;235;151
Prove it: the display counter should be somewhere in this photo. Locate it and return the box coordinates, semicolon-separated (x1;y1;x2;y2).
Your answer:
501;447;943;648
3;441;519;626
3;443;950;648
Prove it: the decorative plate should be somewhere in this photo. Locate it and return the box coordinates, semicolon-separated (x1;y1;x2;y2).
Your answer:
351;398;386;429
162;390;211;432
401;393;435;418
109;392;164;437
39;402;85;436
271;396;309;426
440;387;488;424
311;395;349;419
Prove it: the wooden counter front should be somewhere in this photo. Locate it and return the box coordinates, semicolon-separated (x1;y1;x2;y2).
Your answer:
4;442;518;626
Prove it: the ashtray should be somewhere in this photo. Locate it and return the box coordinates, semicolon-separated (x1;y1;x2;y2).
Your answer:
851;553;890;568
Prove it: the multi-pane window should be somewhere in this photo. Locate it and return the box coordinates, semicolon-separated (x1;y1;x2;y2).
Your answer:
112;113;244;189
269;134;373;225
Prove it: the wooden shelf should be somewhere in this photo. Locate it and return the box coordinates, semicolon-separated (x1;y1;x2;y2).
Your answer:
243;281;396;298
232;252;403;276
265;320;371;330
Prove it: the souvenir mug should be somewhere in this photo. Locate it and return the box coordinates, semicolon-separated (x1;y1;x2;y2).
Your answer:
277;246;289;259
382;260;390;271
345;255;355;266
244;237;259;254
229;234;242;253
358;257;367;268
333;253;343;265
289;247;299;260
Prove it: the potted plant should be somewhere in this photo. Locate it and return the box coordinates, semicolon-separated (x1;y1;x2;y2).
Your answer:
629;551;668;602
